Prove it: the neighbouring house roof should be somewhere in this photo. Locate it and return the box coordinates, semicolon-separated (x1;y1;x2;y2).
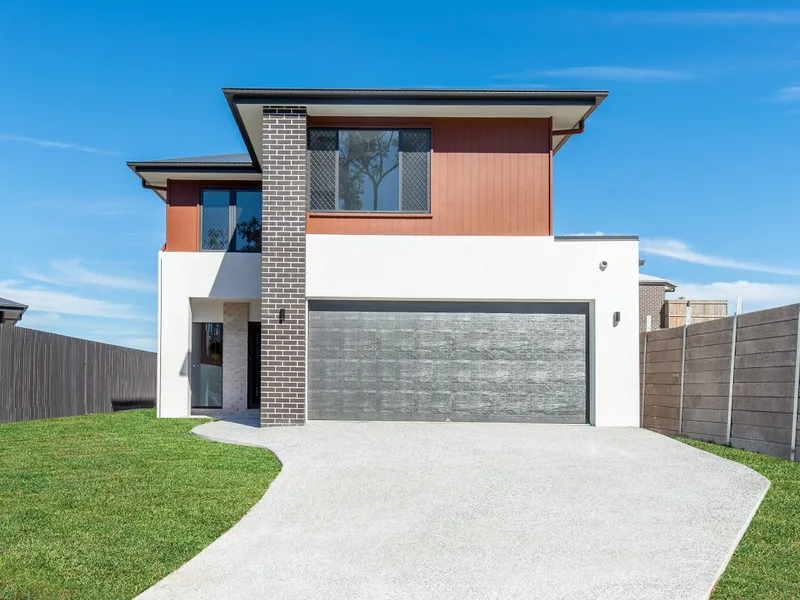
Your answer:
639;273;677;292
0;297;28;310
0;296;28;324
129;87;607;201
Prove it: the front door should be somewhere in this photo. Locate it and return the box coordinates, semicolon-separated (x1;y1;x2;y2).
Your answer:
247;322;261;409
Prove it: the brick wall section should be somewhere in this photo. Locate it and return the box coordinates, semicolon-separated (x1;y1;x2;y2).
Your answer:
222;302;249;414
639;284;665;332
261;106;307;426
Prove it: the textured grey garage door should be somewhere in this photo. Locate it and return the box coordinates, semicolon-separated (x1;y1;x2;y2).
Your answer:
308;301;589;423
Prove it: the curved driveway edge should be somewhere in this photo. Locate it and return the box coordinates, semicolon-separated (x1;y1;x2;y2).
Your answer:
138;421;769;600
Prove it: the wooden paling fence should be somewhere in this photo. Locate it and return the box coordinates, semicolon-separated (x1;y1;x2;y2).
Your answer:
640;303;800;460
666;299;728;328
0;324;156;424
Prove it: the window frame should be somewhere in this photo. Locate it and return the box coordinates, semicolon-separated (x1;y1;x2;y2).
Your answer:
307;127;432;214
199;188;261;252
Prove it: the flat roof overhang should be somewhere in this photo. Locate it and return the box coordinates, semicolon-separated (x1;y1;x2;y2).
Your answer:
224;88;608;170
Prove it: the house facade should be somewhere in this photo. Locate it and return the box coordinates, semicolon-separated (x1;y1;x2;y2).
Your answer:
129;88;639;427
638;273;677;331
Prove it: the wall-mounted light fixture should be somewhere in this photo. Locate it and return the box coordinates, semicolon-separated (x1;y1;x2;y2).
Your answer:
279;308;285;324
613;311;621;326
599;260;608;271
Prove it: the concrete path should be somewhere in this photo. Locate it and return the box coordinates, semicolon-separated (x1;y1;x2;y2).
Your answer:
138;421;769;600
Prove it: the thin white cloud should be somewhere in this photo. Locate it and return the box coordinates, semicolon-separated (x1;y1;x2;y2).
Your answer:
0;134;117;155
601;11;800;26
19;259;155;292
497;67;690;82
0;280;154;321
669;281;800;313
18;312;63;327
773;86;800;102
640;238;800;276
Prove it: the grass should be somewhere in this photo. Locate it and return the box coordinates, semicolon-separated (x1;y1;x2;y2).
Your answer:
679;439;800;600
0;409;281;600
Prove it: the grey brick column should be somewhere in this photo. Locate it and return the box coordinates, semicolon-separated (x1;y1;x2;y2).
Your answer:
222;302;249;414
261;106;307;426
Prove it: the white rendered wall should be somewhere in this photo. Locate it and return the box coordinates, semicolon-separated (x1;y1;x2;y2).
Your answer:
306;235;640;427
158;252;260;418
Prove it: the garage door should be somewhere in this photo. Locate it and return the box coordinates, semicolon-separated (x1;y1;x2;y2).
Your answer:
308;301;589;423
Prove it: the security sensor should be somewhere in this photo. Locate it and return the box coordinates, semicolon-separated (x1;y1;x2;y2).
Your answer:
599;261;608;271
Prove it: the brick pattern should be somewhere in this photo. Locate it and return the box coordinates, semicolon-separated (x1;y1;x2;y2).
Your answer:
639;284;666;332
222;302;249;414
261;107;307;426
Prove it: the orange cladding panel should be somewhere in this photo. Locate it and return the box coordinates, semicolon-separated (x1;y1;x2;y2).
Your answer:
306;117;552;236
164;180;260;251
165;180;199;251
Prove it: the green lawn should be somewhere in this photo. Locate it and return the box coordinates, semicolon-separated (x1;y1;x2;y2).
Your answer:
679;439;800;600
0;409;281;600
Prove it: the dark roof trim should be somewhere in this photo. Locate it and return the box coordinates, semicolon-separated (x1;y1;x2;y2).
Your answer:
127;164;258;174
224;87;608;168
554;235;639;241
223;87;607;106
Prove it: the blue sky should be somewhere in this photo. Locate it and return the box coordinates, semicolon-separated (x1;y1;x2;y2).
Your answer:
2;1;800;350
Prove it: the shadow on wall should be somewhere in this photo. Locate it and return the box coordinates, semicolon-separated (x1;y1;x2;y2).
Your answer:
207;251;261;299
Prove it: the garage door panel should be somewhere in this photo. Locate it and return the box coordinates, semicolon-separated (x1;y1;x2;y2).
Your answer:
309;301;588;423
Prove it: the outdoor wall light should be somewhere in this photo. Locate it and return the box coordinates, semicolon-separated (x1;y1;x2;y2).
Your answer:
599;260;608;271
279;308;285;324
613;311;621;326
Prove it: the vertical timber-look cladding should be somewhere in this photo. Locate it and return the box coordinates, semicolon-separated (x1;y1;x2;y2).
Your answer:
261;107;307;426
305;117;552;236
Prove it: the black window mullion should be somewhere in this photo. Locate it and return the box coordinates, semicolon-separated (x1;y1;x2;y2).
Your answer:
334;130;339;210
229;190;236;251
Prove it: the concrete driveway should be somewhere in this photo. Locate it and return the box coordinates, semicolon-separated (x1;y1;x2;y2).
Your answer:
138;420;768;600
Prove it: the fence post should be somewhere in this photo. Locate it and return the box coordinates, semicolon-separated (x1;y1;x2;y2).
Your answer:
726;313;738;446
790;305;800;462
678;306;691;436
641;316;651;428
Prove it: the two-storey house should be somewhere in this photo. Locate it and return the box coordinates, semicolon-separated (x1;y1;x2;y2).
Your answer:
128;88;639;427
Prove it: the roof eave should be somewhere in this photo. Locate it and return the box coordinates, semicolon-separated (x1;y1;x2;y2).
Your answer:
127;162;260;202
223;88;609;166
222;87;608;104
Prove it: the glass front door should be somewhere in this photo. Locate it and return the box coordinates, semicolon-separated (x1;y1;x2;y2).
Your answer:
191;323;223;408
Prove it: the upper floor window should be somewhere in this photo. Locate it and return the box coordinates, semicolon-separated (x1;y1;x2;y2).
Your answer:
201;189;261;251
308;128;430;213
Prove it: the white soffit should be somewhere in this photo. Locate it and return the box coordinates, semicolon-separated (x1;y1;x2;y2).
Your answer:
238;102;593;168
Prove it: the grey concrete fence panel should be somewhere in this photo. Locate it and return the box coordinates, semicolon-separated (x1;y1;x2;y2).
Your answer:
640;303;800;460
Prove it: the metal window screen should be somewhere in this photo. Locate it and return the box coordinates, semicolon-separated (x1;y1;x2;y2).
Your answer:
307;129;337;210
399;130;430;212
